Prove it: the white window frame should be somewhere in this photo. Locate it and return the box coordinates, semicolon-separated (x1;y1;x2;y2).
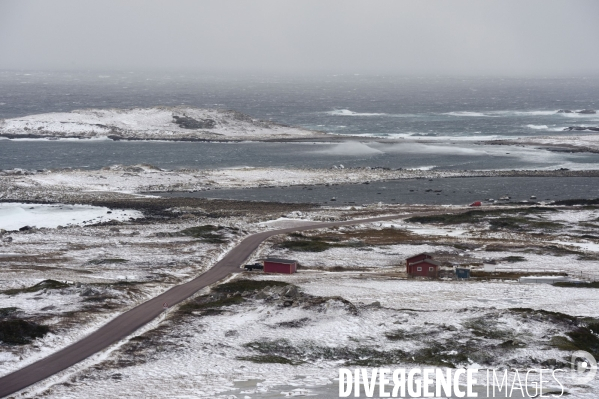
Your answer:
429;267;434;272
417;267;422;271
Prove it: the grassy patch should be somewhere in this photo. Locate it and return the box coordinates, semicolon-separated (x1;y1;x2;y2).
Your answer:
178;225;226;243
502;256;527;263
280;239;334;252
236;355;299;365
554;282;599;288
489;217;561;231
412;343;471;368
88;258;128;265
463;317;513;340
509;308;577;324
406;207;557;226
213;279;290;294
566;325;599;358
384;330;406;341
178;295;244;314
281;229;413;252
0;319;50;345
550;336;580;351
242;338;409;367
0;307;18;318
3;279;69;295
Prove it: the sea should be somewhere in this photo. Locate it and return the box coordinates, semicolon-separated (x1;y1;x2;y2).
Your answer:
1;71;598;204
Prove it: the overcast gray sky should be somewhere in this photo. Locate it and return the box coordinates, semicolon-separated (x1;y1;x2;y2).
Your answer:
1;0;598;75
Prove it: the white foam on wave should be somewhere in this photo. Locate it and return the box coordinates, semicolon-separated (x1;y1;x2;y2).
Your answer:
317;141;383;156
526;124;549;130
326;109;387;117
508;110;557;116
444;111;492;117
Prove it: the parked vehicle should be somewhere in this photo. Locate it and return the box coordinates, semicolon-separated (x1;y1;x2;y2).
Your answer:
244;263;264;271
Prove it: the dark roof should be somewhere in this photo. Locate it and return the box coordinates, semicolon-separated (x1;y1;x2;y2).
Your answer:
264;258;298;264
411;259;441;266
406;253;434;260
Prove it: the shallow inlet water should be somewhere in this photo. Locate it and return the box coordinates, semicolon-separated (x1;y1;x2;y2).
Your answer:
1;140;599;172
156;176;599;206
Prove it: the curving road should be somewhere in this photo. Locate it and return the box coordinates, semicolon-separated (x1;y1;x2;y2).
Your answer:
0;214;410;398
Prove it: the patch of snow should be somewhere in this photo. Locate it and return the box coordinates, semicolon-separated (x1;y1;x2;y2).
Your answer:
0;203;142;230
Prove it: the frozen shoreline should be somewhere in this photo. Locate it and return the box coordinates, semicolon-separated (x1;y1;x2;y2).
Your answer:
2;164;599;205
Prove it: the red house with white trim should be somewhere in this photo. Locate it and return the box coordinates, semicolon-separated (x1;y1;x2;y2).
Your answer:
263;258;297;274
405;253;439;278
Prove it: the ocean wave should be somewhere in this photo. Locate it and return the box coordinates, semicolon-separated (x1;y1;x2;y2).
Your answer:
326;109;387;116
445;110;564;118
526;124;549;130
444;111;493;117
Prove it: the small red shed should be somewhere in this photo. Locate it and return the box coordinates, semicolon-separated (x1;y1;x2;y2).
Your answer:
407;259;440;278
263;258;297;274
405;253;433;273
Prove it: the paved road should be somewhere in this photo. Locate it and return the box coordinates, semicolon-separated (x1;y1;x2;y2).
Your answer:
0;214;407;398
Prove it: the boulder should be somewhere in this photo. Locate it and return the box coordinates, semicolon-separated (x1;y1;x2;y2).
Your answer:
577;109;596;114
557;109;574;113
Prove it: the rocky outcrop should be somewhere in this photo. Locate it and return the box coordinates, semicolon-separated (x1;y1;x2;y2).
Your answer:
557;109;596;114
564;126;599;132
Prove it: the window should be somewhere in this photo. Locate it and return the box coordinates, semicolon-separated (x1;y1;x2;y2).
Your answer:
429;267;434;271
417;267;422;271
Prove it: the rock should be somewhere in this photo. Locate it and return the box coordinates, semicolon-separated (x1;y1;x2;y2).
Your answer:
283;300;293;307
224;330;238;337
577;109;596;114
2;236;12;243
19;226;33;231
255;291;269;300
80;288;99;297
557;109;574;113
0;229;5;236
469;350;494;365
109;227;120;232
500;339;526;348
282;286;299;298
172;115;216;129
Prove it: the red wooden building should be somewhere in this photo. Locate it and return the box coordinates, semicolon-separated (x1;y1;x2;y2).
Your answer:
405;253;439;278
263;258;297;274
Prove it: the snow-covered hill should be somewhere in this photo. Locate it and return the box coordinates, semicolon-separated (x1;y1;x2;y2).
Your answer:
0;107;323;141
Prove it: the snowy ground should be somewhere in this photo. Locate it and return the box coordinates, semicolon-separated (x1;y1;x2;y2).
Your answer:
16;271;599;398
0;202;143;230
2;197;599;398
0;212;255;380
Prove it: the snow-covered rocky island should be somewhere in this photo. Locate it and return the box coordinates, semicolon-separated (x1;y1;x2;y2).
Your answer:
0;107;325;141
